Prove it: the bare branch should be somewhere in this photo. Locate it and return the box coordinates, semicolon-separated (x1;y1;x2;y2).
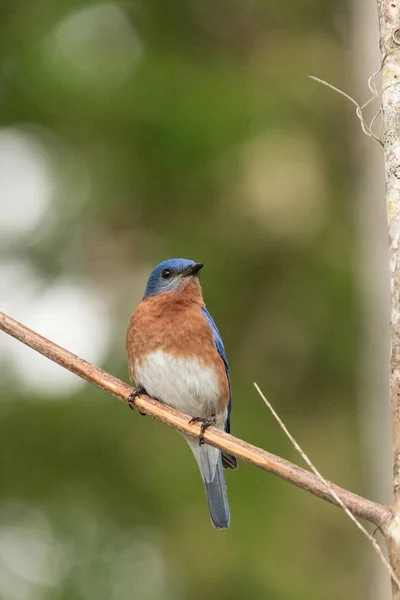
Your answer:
0;310;392;529
255;383;400;591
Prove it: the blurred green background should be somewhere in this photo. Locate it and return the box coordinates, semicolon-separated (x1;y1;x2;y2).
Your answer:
0;1;389;599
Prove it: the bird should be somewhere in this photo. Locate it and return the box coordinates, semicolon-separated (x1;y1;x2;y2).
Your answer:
126;258;237;529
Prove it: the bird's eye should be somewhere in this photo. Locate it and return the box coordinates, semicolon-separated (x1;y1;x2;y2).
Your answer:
161;269;172;279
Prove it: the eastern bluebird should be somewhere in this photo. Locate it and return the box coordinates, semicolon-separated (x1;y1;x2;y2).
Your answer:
126;258;237;529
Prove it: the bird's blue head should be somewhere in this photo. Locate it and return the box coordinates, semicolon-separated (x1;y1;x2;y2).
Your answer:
143;258;204;298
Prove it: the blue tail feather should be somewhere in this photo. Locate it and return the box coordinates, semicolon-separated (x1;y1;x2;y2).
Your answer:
202;457;230;529
188;439;230;529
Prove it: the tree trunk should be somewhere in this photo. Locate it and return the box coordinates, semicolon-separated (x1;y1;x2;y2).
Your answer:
377;2;400;598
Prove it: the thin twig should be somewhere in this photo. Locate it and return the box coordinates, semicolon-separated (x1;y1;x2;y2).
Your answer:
310;71;400;147
309;75;398;146
309;75;383;144
0;310;391;528
254;383;400;591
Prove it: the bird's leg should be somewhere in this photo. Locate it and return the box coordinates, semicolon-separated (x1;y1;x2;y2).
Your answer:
189;414;216;445
127;386;147;415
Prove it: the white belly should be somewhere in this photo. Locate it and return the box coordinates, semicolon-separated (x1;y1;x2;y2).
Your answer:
135;349;222;420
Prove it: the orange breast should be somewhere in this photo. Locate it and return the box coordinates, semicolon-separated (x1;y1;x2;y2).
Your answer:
126;280;229;411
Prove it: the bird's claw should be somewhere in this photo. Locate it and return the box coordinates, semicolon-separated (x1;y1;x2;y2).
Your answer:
127;388;147;415
189;415;216;445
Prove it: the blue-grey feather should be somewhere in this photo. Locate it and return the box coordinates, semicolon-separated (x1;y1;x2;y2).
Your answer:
144;258;196;298
188;440;230;529
202;456;230;530
201;306;232;433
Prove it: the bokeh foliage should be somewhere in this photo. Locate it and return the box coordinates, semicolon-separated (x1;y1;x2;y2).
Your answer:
0;1;370;599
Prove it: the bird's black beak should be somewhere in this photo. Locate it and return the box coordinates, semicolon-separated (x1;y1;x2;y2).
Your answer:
182;262;204;277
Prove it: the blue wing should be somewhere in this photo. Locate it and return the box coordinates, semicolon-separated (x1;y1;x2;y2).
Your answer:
201;306;232;434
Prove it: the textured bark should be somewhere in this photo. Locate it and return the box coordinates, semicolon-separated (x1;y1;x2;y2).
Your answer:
377;2;400;597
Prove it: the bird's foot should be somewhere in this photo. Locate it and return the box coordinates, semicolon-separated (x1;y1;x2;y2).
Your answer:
127;387;147;416
189;415;216;445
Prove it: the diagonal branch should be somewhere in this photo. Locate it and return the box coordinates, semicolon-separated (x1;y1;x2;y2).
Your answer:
255;383;400;591
0;310;392;529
